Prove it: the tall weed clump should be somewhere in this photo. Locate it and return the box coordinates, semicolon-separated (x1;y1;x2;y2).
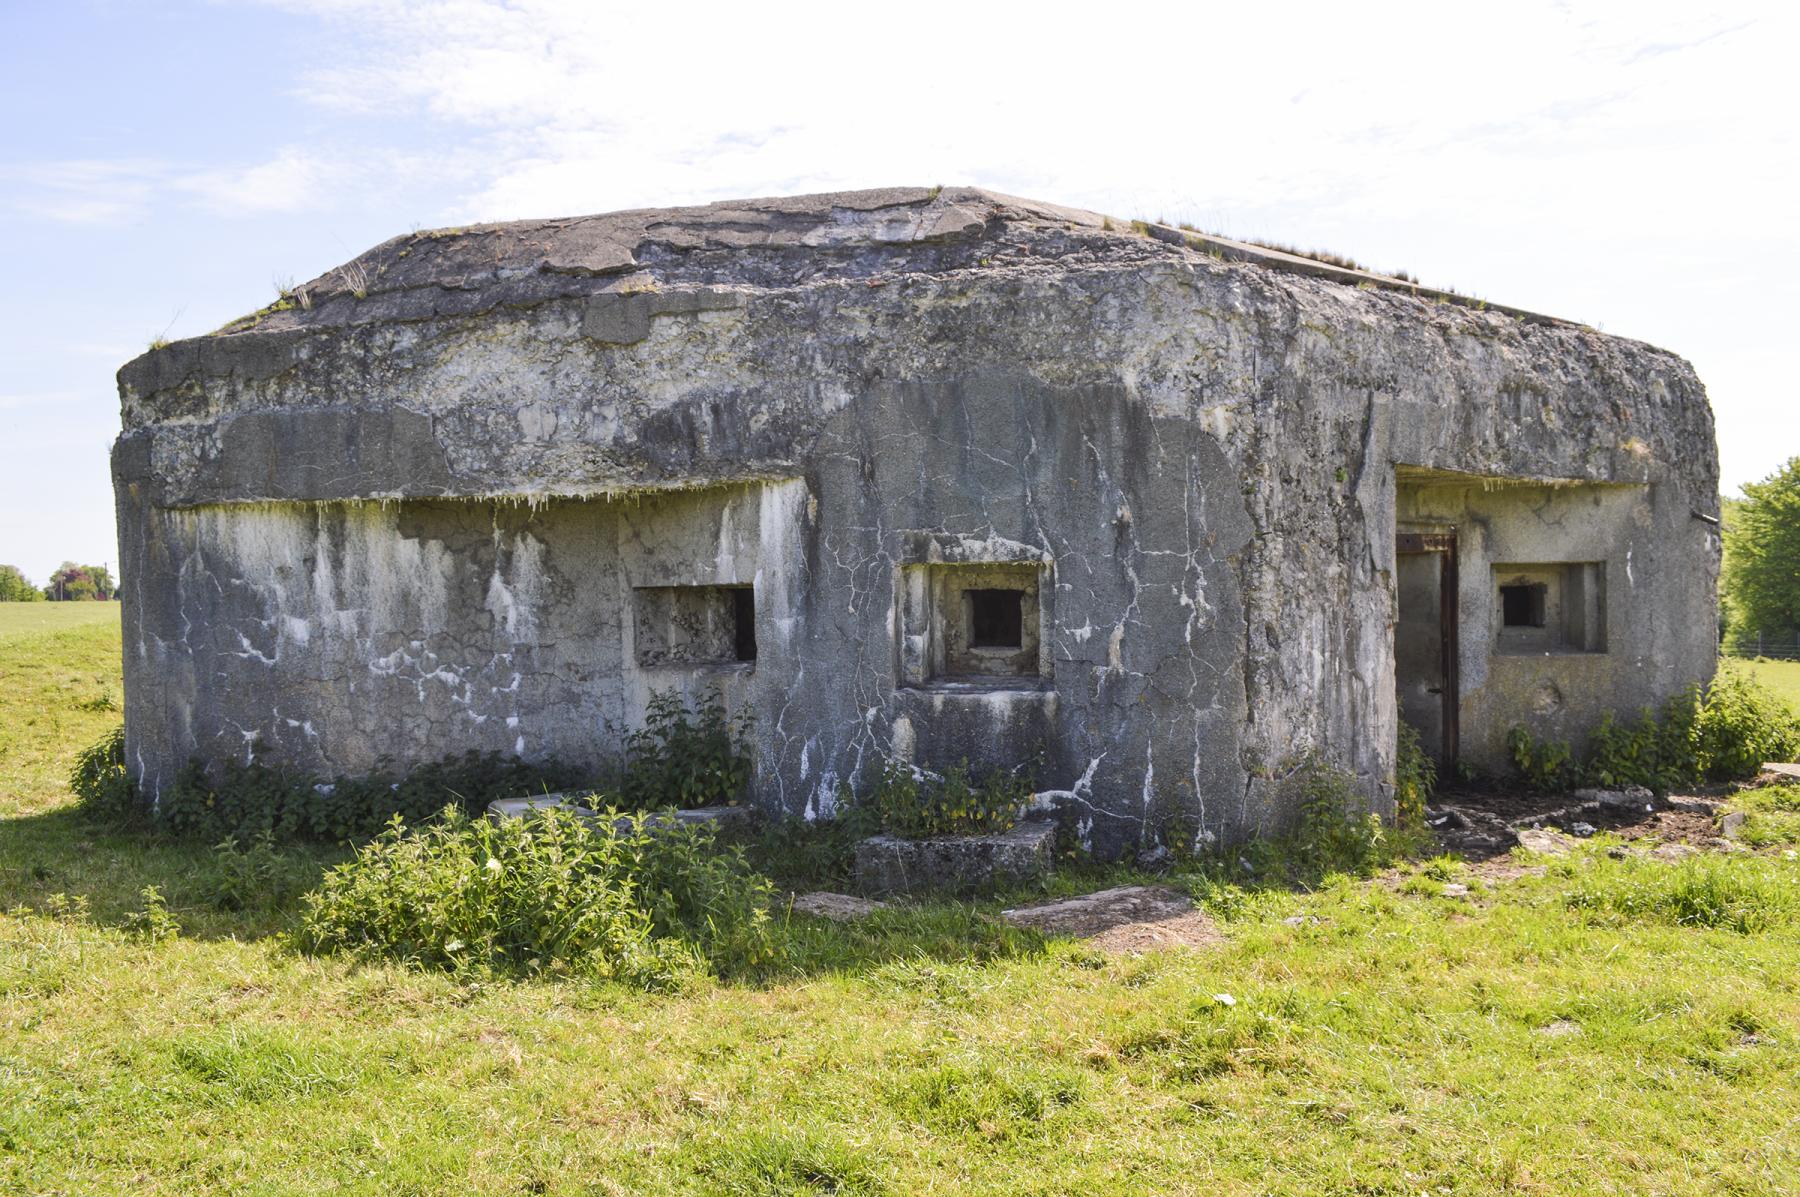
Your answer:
1393;722;1436;828
298;807;776;987
1508;665;1800;793
852;754;1035;838
616;690;754;811
69;723;135;823
156;751;581;842
1286;755;1395;882
1693;668;1800;779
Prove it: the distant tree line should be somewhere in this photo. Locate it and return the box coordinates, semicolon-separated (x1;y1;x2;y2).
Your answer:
0;562;116;601
1720;455;1800;658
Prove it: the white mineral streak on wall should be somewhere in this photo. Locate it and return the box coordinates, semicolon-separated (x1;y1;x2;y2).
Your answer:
168;501;565;768
485;514;546;642
758;479;807;638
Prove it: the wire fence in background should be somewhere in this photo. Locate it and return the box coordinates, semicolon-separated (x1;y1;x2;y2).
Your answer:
1721;632;1800;662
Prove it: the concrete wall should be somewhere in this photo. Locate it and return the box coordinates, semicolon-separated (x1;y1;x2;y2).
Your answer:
118;375;1259;856
112;189;1722;855
1397;474;1719;772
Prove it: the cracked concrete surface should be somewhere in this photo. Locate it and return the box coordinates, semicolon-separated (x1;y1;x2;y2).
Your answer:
112;187;1719;856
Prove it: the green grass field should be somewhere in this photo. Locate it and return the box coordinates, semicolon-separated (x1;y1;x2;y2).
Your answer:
1741;656;1800;713
5;606;1800;1194
0;598;120;642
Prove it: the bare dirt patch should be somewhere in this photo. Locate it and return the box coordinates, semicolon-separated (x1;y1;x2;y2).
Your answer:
789;892;888;921
1422;781;1752;881
1001;885;1222;953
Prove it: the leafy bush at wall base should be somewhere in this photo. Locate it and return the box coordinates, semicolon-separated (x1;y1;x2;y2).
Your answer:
616;690;755;812
68;723;587;842
1194;756;1416;891
1284;754;1400;883
1694;668;1800;779
849;754;1035;839
69;724;135;823
297;806;777;987
156;751;587;842
1507;665;1800;794
745;810;876;890
1393;722;1436;829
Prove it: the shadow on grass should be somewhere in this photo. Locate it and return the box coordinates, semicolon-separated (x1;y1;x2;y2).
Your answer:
0;805;345;943
0;805;1059;983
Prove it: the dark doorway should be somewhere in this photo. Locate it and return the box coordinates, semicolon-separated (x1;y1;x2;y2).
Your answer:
1395;531;1459;766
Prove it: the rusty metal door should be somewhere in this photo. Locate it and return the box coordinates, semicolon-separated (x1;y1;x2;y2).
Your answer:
1395;531;1459;765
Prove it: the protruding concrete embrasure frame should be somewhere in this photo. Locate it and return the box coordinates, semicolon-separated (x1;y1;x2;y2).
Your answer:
895;531;1055;690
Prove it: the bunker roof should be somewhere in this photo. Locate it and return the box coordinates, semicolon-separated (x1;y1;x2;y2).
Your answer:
214;186;1573;339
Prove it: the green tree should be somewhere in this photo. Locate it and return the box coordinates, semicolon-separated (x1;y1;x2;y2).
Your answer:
0;564;44;602
43;562;115;601
1722;456;1800;650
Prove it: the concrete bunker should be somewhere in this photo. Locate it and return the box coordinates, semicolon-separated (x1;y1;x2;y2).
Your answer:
112;187;1721;856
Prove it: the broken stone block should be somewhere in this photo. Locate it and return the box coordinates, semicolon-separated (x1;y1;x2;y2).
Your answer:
1762;763;1800;781
1664;796;1718;814
1001;885;1192;934
853;820;1057;896
1571;785;1655;810
486;792;753;834
790;892;888;921
1719;810;1748;840
1440;882;1471;897
1515;828;1574;856
486;793;585;820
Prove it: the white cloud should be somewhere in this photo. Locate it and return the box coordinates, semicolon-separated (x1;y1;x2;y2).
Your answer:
4;146;403;226
0;390;87;411
3;158;168;225
251;0;1787;239
172;147;348;215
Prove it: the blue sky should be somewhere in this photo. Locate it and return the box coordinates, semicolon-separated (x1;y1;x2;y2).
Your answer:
2;0;1794;586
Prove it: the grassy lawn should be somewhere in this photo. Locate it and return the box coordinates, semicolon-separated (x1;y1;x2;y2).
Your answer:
1738;656;1800;714
0;602;123;817
4;609;1800;1194
0;599;121;642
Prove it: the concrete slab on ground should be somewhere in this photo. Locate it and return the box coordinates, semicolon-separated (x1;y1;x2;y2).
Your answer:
1000;884;1221;953
854;820;1056;896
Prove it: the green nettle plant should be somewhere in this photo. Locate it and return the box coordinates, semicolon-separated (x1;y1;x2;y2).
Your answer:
297;806;776;987
1393;722;1436;828
851;753;1036;839
70;724;582;843
1507;726;1575;793
616;690;754;811
1288;755;1391;882
69;724;135;823
1692;668;1800;779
